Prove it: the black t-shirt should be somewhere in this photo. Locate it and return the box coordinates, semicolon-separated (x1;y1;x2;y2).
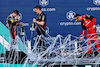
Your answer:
36;12;46;36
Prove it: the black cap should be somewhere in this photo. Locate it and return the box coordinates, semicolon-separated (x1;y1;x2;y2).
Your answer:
74;14;81;22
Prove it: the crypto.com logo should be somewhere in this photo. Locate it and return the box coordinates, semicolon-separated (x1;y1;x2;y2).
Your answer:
39;0;49;7
93;0;100;6
66;11;76;21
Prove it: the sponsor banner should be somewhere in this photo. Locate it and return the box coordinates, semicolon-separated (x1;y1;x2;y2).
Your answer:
87;0;100;11
60;11;81;26
0;0;100;40
60;22;81;26
33;0;56;12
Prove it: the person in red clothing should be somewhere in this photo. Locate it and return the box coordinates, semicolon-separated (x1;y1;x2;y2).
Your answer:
74;14;100;57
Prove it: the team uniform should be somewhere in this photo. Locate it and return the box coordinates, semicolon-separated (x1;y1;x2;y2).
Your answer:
81;14;100;54
36;12;47;51
7;14;19;45
36;12;46;36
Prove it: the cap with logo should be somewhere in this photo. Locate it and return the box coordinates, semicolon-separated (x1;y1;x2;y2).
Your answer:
74;14;81;22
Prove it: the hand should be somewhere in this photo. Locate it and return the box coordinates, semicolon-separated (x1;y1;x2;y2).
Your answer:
79;36;84;41
30;28;35;32
19;22;23;26
33;18;36;23
93;25;96;29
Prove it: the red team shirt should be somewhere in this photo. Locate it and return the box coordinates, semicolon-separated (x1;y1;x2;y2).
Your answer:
81;14;96;37
81;14;100;54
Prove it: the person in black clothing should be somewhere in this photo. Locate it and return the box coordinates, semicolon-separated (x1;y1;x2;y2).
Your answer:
7;10;23;49
33;6;47;52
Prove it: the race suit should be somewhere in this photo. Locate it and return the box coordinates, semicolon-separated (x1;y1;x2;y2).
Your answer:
7;14;19;45
81;14;100;54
